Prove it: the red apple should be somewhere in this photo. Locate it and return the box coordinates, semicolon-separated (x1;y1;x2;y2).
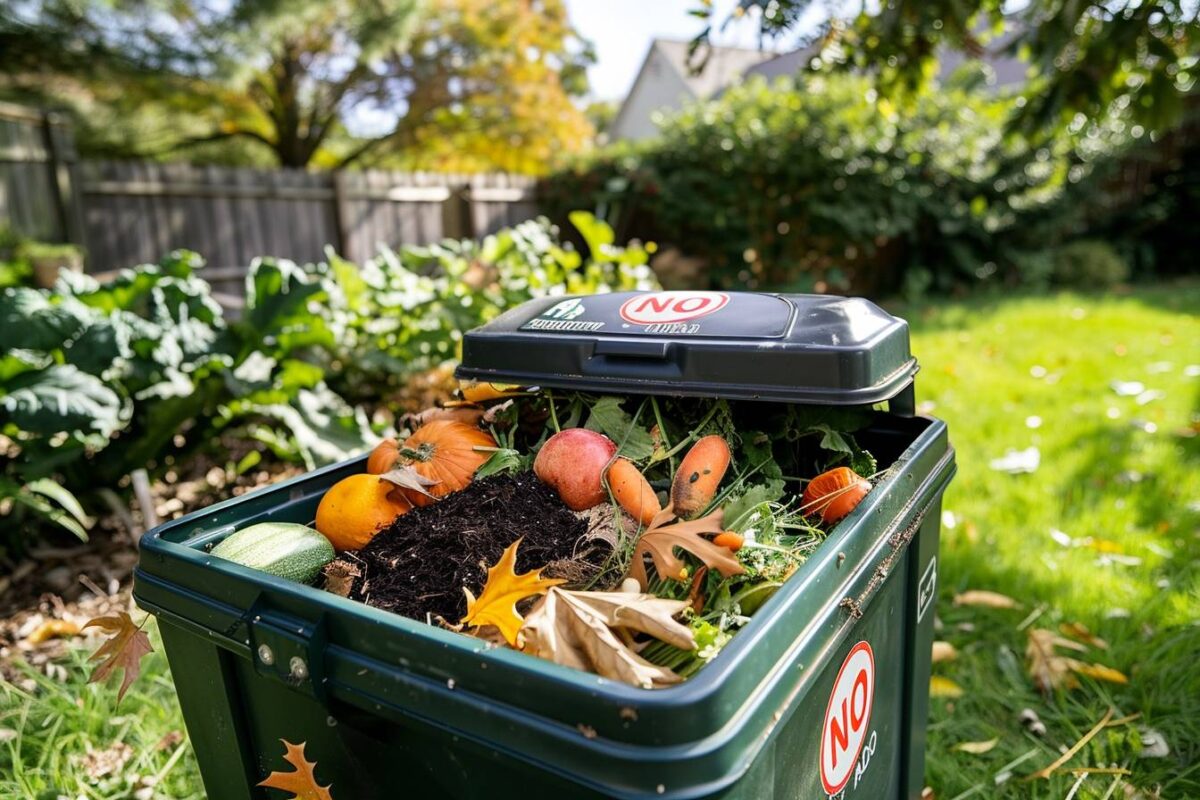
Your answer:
534;428;617;510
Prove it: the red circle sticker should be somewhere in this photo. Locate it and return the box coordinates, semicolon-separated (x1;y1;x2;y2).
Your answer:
820;641;875;796
619;291;730;325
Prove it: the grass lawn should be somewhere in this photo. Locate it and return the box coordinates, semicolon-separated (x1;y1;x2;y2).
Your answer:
2;281;1198;799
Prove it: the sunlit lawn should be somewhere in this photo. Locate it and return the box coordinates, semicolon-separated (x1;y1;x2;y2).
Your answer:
906;281;1200;799
2;281;1197;799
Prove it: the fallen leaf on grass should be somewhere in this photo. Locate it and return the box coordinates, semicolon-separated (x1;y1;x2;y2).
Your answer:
25;619;80;645
1026;628;1084;691
953;737;1000;754
953;590;1021;609
84;612;153;703
931;641;958;663
1070;661;1128;685
1059;622;1107;649
1025;628;1127;693
521;587;695;689
930;675;964;698
628;505;743;589
461;538;564;646
80;741;133;780
259;739;334;800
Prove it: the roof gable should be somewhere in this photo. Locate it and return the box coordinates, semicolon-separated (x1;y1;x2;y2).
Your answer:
652;39;778;99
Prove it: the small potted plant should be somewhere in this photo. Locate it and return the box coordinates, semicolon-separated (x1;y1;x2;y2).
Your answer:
21;241;84;288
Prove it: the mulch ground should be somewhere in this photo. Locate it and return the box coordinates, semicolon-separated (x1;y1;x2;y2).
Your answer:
1;448;301;619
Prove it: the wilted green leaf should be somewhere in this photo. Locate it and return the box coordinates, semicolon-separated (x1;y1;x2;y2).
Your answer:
722;482;785;531
474;448;524;480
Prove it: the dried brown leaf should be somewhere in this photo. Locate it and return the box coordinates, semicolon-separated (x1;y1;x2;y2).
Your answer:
258;739;335;800
1026;628;1081;692
629;505;743;589
953;737;999;754
521;587;695;689
379;466;440;499
322;560;361;598
931;641;958;663
953;590;1021;609
84;612;153;703
1059;622;1108;650
461;538;564;646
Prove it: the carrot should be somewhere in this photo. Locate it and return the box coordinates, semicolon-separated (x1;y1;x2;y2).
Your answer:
713;531;744;552
671;435;731;518
801;467;871;524
606;457;661;526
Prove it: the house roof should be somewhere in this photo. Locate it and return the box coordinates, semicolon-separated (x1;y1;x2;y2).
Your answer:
651;39;779;99
744;43;822;81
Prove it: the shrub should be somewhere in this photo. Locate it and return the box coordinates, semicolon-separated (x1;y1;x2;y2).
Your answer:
1051;240;1130;288
542;69;1134;294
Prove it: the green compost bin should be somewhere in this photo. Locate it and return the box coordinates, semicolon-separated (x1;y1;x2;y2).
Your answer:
135;291;955;800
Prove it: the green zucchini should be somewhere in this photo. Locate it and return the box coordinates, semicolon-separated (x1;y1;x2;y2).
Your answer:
211;522;334;584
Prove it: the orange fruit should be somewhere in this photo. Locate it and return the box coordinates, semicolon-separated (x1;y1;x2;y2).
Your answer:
315;473;411;551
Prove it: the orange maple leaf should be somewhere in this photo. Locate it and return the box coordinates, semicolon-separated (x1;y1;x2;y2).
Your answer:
84;612;153;703
259;740;334;800
461;538;564;646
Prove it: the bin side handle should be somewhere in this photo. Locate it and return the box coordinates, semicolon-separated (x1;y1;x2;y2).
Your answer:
245;599;329;702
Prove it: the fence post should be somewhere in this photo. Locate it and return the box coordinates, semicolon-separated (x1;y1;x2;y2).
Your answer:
331;169;352;261
39;110;83;247
440;179;471;240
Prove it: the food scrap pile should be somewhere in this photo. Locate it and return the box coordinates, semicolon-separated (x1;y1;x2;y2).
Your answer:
210;381;881;689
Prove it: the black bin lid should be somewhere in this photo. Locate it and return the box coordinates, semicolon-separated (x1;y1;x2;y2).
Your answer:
457;291;917;406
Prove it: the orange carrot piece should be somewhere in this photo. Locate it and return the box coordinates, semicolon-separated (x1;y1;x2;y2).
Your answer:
671;435;731;518
713;531;744;551
606;457;661;526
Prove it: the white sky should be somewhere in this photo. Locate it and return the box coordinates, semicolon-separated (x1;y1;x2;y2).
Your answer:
564;0;817;102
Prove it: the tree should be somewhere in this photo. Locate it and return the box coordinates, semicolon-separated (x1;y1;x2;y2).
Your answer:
364;0;596;173
689;0;1198;135
0;0;594;172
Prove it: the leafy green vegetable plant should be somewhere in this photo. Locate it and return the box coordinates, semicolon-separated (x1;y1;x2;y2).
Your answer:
0;214;657;552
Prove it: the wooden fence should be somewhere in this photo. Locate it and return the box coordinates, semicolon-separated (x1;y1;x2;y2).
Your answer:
0;102;83;245
0;103;540;298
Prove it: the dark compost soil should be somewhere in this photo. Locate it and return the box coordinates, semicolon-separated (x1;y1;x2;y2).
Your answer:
348;473;609;623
